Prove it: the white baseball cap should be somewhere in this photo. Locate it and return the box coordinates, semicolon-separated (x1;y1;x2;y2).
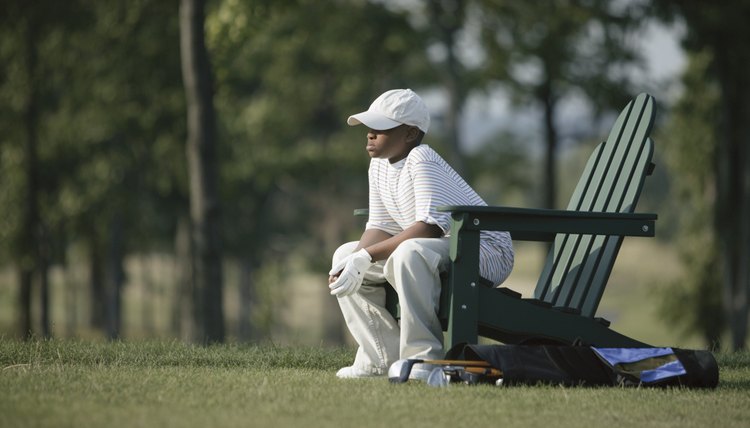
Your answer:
347;89;430;133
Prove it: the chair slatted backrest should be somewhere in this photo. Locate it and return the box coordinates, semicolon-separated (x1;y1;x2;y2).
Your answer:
533;93;656;317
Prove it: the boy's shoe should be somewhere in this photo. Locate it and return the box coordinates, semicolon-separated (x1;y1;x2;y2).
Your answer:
336;366;384;379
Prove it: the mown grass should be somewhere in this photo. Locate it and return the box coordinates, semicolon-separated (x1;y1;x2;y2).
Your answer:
1;339;749;428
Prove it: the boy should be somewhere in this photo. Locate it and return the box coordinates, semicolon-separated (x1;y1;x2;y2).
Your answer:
328;89;514;379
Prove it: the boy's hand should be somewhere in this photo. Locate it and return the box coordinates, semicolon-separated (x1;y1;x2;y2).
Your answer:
329;249;372;297
329;254;353;277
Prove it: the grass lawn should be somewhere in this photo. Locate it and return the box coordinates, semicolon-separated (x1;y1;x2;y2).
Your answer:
1;340;749;428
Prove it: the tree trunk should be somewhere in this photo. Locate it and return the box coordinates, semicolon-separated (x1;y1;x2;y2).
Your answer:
18;16;40;340
18;270;33;339
89;236;106;330
140;255;156;337
64;262;78;337
540;80;558;210
237;257;256;342
39;237;50;338
105;213;125;340
427;0;467;175
443;56;466;176
172;215;195;341
714;43;750;351
179;0;225;344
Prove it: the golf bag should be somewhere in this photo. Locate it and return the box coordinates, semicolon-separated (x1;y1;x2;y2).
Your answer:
445;343;719;388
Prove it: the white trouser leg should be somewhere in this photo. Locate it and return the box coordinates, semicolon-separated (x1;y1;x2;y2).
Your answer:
333;242;400;374
383;238;450;361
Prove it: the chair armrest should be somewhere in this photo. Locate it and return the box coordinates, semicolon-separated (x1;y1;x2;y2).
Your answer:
437;205;657;241
353;208;369;217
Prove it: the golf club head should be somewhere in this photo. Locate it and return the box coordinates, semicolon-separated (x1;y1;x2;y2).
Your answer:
388;359;405;382
426;367;450;388
388;358;422;383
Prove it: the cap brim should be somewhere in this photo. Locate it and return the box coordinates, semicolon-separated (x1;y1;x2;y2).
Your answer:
347;111;401;131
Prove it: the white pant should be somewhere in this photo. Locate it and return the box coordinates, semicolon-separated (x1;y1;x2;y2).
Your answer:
332;238;451;375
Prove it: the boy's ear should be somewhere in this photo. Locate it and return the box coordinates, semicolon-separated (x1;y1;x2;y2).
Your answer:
406;126;421;143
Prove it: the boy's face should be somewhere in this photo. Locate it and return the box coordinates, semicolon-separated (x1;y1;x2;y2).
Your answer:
365;124;420;163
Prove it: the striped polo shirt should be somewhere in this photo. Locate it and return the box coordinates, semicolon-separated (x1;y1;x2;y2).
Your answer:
366;144;514;285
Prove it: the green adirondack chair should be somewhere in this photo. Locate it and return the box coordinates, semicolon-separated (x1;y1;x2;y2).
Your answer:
354;93;657;349
439;92;657;348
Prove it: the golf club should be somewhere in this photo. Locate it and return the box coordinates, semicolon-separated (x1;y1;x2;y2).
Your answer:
388;358;496;383
426;365;504;387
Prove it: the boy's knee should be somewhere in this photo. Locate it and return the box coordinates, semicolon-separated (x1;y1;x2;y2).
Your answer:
384;239;442;275
390;239;422;261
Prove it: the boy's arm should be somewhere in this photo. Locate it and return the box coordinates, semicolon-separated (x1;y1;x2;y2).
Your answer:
328;222;442;283
361;221;442;262
354;228;393;252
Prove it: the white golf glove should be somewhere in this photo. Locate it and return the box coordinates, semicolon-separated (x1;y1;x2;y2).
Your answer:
329;254;352;278
329;249;372;297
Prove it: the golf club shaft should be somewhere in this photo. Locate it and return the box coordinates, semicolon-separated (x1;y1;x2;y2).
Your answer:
454;366;503;376
420;359;491;367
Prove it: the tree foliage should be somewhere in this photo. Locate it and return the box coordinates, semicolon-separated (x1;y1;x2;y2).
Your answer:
658;50;724;348
656;0;750;350
207;0;429;265
0;0;187;338
3;0;744;347
476;0;646;208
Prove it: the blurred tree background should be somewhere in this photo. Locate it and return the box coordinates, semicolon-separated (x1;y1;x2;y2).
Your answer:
0;0;748;350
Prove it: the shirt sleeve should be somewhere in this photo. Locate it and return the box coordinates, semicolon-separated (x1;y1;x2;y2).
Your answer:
410;160;454;235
